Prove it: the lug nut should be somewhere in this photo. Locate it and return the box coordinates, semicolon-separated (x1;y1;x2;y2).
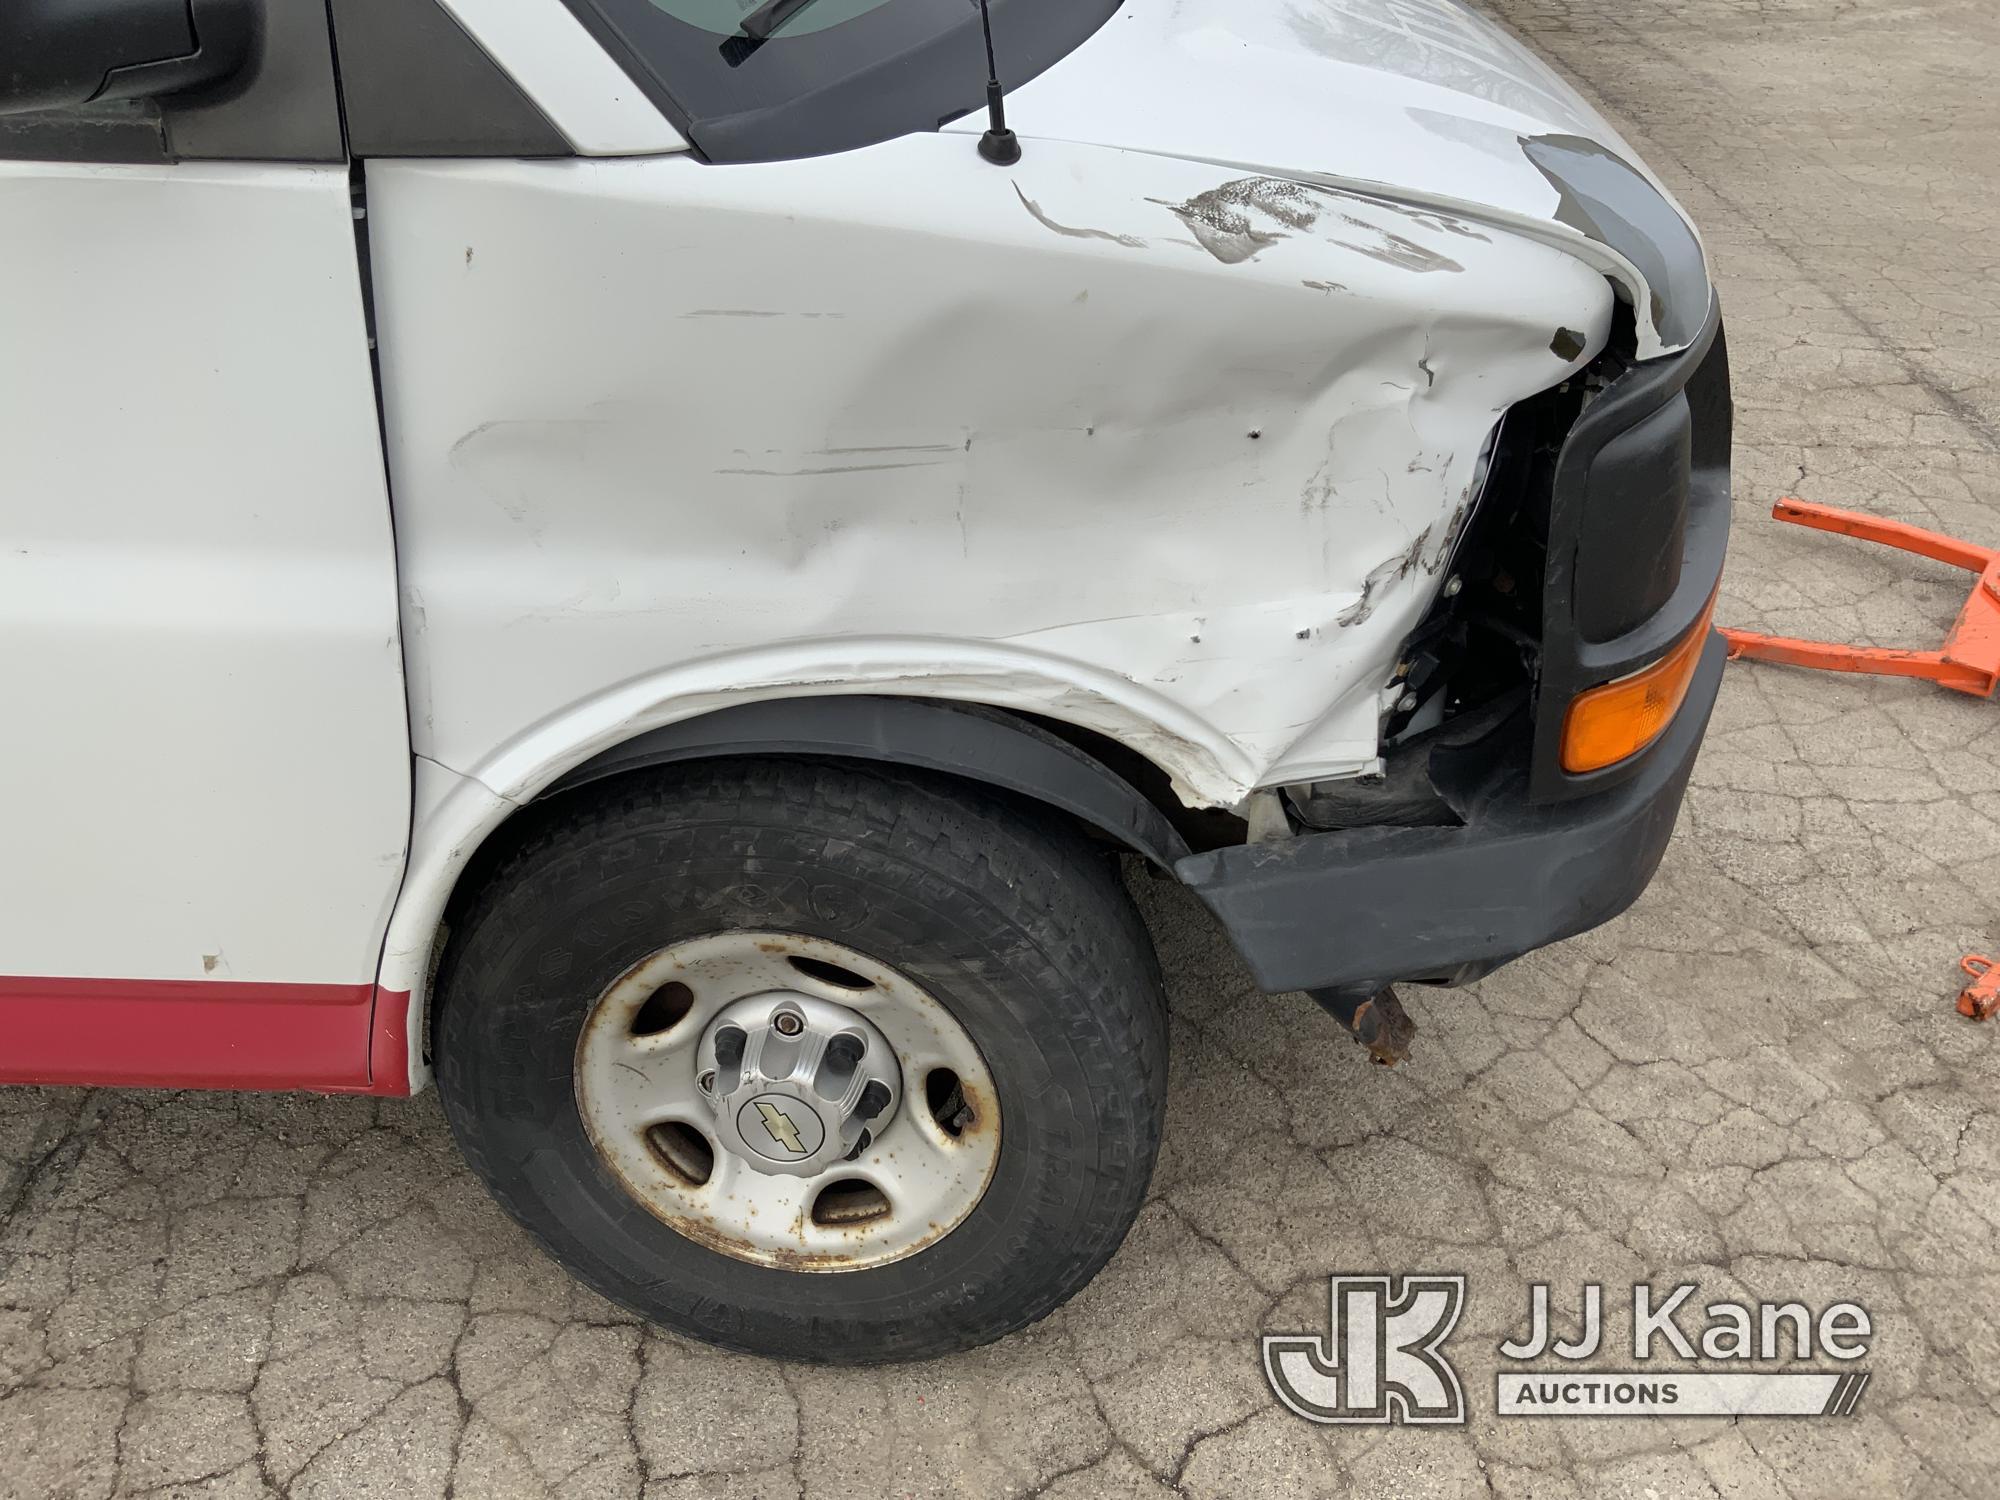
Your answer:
697;1070;716;1094
825;1033;865;1067
773;1011;804;1037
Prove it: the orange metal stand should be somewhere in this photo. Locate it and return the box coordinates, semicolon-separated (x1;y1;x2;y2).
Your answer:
1718;499;2000;698
1959;957;2000;1022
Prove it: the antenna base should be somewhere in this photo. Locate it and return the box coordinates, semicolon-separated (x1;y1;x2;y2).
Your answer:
978;127;1021;166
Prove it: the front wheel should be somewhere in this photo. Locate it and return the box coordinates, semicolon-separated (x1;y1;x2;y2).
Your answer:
433;757;1168;1363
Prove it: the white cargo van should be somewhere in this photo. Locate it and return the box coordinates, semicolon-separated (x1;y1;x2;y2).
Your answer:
0;0;1730;1359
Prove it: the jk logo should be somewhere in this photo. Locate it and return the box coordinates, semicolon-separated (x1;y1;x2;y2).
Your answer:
1263;1275;1467;1425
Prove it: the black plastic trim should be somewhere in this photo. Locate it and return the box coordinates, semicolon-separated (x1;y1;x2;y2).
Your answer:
0;0;341;162
0;0;197;117
543;696;1191;869
1178;637;1725;995
0;98;170;161
1523;133;1713;356
163;0;343;161
327;0;568;158
102;0;256;109
1531;295;1732;801
1572;395;1689;642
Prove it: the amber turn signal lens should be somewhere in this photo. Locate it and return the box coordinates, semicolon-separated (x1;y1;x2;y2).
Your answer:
1561;597;1718;774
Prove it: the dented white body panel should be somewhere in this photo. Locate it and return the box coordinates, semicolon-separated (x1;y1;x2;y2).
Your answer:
371;139;1611;821
0;162;411;987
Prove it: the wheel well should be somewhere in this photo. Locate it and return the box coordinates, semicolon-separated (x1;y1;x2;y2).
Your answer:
416;694;1242;1079
538;694;1202;867
1000;709;1252;855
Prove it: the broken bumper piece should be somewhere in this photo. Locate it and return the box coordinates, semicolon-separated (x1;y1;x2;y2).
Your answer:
1176;637;1724;996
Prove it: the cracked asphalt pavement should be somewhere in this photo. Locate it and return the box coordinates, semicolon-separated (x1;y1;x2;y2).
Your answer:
6;1;2000;1495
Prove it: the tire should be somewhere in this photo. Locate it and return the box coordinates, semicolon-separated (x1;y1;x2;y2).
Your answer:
432;756;1168;1363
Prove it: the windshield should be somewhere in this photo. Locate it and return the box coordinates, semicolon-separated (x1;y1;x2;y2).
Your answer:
561;0;1121;162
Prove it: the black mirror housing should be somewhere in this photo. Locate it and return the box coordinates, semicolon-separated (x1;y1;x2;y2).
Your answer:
0;0;256;117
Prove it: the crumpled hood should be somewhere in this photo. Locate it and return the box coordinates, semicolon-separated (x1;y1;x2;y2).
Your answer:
951;0;1711;358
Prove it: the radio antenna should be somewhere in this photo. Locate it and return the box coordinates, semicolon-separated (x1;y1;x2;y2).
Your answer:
975;0;1021;165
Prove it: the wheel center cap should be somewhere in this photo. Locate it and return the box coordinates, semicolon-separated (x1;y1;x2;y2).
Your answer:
697;991;902;1177
737;1093;826;1162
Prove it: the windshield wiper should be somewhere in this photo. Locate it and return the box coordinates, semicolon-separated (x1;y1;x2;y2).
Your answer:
720;0;829;64
738;0;828;42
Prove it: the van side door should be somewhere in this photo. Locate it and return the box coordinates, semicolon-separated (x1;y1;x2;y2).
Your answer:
0;3;412;1090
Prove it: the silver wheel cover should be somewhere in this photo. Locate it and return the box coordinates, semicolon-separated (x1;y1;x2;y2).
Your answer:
574;931;1001;1272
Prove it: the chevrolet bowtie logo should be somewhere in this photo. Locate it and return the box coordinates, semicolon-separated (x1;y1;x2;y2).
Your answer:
756;1100;806;1156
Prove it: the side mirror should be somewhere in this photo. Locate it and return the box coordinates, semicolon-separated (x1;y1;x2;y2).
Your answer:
0;0;256;118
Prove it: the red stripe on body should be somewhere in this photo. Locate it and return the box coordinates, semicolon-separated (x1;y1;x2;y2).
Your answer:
0;976;413;1095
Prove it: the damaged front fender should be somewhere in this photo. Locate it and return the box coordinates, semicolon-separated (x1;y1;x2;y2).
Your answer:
371;134;1612;816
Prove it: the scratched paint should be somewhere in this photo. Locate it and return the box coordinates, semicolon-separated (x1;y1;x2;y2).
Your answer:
376;135;1616;848
370;134;1611;837
1012;185;1146;249
1149;177;1323;263
1150;176;1464;273
946;0;1710;357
